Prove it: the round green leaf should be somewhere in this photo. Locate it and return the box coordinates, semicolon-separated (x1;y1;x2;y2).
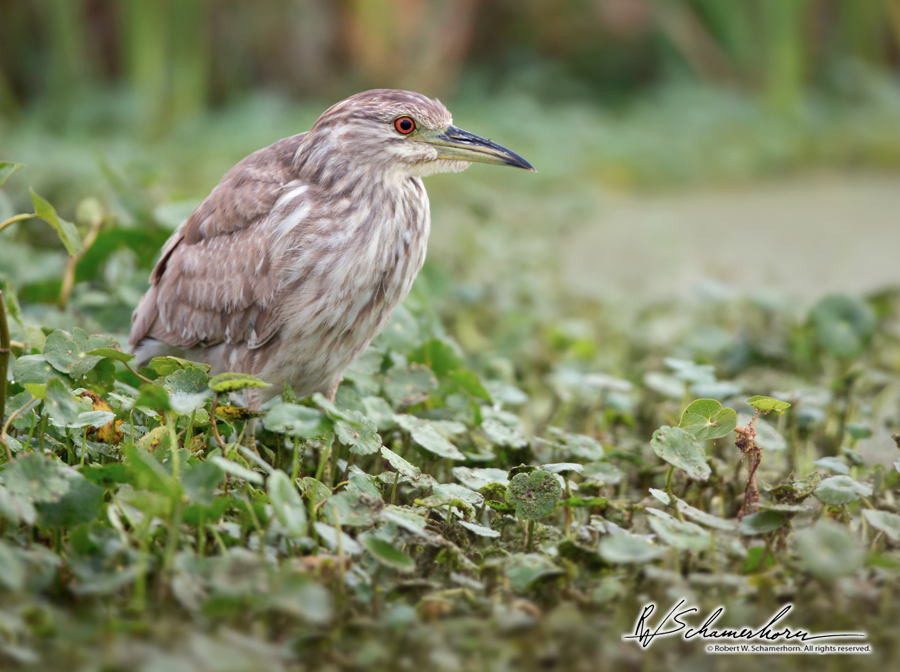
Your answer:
738;511;786;536
862;509;900;542
812;457;850;475
505;470;562;520
208;372;271;393
44;328;118;378
650;426;711;482
396;414;465;460
334;412;382;456
505;553;563;591
599;535;663;564
845;423;872;440
678;399;737;440
813;475;872;506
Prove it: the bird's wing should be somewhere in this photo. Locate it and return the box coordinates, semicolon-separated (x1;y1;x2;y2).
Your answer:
129;134;311;352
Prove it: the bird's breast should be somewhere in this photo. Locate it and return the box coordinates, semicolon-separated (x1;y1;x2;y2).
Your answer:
269;178;430;389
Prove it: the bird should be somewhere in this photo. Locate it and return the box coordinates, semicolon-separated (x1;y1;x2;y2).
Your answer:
129;89;534;405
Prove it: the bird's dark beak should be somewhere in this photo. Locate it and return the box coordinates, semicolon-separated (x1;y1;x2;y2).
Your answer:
419;125;536;171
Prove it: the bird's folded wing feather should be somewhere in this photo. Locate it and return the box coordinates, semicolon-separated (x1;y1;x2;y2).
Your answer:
129;134;310;352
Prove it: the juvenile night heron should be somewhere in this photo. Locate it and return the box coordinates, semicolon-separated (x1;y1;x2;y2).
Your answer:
129;89;533;403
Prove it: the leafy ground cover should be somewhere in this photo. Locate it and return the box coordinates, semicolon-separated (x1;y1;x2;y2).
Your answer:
3;86;900;670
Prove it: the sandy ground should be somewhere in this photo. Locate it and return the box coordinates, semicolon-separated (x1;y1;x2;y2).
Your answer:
561;173;900;302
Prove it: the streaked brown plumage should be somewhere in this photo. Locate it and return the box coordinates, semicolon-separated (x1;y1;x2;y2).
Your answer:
129;89;533;404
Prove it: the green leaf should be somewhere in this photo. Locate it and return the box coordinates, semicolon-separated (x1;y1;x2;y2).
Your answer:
12;355;65;386
35;472;103;529
360;534;414;572
264;403;330;439
646;512;711;552
380;446;421;481
396;414;466;460
0;540;25;591
164;367;212;414
582;461;623;485
810;295;877;360
458;520;500;538
323;490;382;527
505;553;564;591
0;161;25;187
334;413;382;456
44;329;118;378
845;423;872;440
673;497;736;530
23;383;46;399
149;356;210;376
209;456;264;485
448;370;492;402
738;511;786;536
452;466;509;490
409;338;464;376
745;395;791;415
209;372;271;393
481;418;528;448
598;535;664;564
313;522;363;555
80;463;131;489
383;364;437;407
134;383;171;411
268;470;307;538
3;453;70;503
678;399;737;440
796;521;864;580
862;509;900;542
84;347;136;363
650;426;711;482
124;446;182;498
44;377;80;426
506;470;562;520
813;475;872;506
813;457;850;475
30;189;83;256
182;461;224;506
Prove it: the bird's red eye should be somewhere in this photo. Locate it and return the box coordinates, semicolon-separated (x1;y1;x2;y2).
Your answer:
394;117;416;134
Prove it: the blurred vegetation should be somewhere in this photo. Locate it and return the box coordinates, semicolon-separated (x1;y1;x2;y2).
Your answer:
2;0;899;128
3;1;900;671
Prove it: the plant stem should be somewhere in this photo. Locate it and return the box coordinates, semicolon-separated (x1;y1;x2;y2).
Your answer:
58;212;104;310
209;395;227;449
390;469;400;505
0;290;9;460
291;437;301;482
0;213;33;235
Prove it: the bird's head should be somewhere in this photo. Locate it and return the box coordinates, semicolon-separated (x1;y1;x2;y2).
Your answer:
300;89;534;181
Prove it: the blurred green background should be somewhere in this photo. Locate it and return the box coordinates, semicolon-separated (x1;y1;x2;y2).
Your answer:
2;0;900;320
